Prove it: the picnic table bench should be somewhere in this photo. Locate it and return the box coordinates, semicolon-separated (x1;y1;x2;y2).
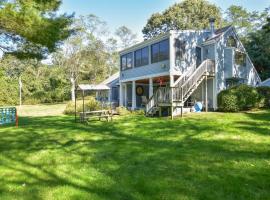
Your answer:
80;110;113;123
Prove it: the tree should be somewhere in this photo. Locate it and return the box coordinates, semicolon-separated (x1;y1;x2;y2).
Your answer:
245;21;270;80
53;15;109;101
224;5;270;37
105;37;119;75
263;17;270;33
142;0;222;39
115;26;137;49
0;0;73;59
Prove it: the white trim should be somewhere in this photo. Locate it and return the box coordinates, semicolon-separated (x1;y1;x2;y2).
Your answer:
169;32;175;74
120;72;170;83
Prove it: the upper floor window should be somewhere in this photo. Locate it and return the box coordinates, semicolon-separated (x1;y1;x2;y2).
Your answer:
151;39;169;64
235;51;246;66
227;36;237;48
135;47;149;67
121;52;133;70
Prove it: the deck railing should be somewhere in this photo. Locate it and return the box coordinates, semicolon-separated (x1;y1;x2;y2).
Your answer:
173;59;215;102
146;59;215;115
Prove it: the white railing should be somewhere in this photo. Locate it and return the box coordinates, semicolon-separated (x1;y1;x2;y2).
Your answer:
173;59;215;102
146;59;215;115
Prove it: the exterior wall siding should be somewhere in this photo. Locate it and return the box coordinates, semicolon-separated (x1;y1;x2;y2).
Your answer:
215;27;261;94
171;31;210;74
120;60;170;81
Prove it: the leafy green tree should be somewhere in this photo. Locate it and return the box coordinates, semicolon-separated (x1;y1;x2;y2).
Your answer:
245;24;270;80
263;17;270;33
224;5;270;37
142;0;222;39
115;26;137;49
53;15;109;101
0;0;73;59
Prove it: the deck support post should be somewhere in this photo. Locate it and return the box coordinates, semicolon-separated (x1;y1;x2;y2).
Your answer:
132;81;136;110
181;106;183;118
205;76;208;112
171;106;174;120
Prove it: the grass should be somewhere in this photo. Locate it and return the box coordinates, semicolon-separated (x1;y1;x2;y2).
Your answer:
17;104;66;117
0;107;270;199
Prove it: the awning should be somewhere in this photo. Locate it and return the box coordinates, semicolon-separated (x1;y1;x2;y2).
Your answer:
77;84;110;91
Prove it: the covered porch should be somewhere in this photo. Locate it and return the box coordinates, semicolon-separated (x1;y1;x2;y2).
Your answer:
119;75;173;110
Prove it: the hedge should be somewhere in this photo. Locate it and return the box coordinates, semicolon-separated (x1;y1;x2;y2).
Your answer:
218;84;270;112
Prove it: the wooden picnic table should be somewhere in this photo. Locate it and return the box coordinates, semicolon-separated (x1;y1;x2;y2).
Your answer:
80;110;112;123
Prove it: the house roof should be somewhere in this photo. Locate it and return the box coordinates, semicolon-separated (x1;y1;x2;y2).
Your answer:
77;84;110;91
203;25;233;44
100;72;119;85
260;78;270;86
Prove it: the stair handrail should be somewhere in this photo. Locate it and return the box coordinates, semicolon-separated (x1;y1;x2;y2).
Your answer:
181;59;214;100
173;64;196;88
172;59;214;102
146;59;214;114
145;93;155;114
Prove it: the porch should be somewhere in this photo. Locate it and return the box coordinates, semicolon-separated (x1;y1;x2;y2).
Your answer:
119;76;172;110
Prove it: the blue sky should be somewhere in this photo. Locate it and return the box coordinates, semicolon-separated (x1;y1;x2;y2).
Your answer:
60;0;270;40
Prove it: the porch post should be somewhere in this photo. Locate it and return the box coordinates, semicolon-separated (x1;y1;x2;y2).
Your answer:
119;82;123;106
108;89;111;102
132;80;136;110
149;78;153;97
124;83;128;107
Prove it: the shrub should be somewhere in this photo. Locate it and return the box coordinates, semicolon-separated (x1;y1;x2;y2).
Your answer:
64;97;101;115
234;84;259;110
218;84;260;112
218;90;239;112
115;106;130;115
256;86;270;108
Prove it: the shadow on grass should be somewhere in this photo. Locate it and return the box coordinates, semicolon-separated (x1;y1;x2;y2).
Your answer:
0;111;269;199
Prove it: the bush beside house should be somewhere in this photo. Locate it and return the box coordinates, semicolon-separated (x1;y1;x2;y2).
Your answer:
218;84;270;112
64;97;101;115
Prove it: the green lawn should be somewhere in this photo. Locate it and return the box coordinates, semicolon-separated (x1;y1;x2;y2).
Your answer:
0;110;270;200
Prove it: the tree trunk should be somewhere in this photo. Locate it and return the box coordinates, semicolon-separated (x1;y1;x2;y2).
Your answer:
70;76;76;102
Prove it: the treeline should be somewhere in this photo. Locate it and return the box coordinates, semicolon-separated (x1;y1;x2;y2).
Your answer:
0;0;269;106
0;14;138;106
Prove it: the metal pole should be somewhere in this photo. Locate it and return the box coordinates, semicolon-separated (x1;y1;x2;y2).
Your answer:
82;90;85;122
19;76;22;107
75;88;77;123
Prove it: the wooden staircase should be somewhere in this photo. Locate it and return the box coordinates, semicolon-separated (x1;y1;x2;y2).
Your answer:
145;59;215;117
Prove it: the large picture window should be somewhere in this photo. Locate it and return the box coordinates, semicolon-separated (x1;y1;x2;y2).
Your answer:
151;39;169;64
121;52;133;70
135;47;149;67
